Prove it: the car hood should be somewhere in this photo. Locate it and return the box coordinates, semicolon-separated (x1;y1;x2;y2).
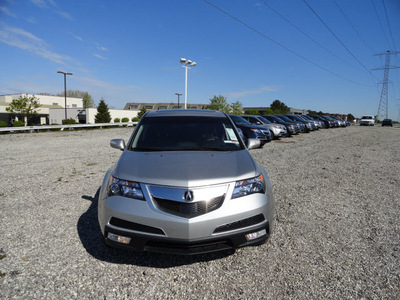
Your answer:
113;150;258;187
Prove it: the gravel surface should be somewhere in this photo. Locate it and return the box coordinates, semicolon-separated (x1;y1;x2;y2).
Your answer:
0;126;399;299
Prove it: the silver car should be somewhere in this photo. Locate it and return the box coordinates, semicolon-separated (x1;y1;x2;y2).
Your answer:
241;115;287;139
98;109;274;255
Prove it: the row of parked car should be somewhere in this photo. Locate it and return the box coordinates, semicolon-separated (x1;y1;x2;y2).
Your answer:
229;114;350;148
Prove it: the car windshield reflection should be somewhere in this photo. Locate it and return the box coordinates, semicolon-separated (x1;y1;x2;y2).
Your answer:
130;116;242;152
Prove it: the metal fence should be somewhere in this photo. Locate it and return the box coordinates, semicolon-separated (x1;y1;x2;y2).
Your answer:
0;122;138;133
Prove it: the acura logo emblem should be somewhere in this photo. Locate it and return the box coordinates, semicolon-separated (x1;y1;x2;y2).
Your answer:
183;190;194;202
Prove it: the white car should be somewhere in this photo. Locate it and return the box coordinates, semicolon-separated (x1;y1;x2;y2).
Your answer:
360;115;375;126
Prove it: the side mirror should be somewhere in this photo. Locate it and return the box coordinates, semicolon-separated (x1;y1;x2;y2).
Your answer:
247;138;261;150
110;139;126;151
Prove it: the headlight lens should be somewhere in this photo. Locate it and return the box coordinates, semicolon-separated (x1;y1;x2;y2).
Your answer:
232;174;265;199
108;176;144;200
250;128;261;133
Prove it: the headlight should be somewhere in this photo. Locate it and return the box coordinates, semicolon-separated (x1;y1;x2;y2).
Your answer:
232;174;265;199
108;176;144;200
250;128;261;133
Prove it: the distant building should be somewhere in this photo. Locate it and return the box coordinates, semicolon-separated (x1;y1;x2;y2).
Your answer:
124;102;207;111
0;93;83;124
0;94;139;125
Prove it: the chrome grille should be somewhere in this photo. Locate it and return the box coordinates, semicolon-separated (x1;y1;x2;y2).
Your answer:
153;195;224;218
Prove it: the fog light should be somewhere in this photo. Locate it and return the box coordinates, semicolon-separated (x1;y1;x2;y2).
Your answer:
107;232;131;244
245;229;267;241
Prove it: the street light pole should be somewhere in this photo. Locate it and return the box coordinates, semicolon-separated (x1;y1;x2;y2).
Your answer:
180;58;196;109
57;71;73;120
175;93;182;108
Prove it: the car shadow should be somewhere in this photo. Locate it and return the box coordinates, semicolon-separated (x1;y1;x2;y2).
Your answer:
77;188;234;268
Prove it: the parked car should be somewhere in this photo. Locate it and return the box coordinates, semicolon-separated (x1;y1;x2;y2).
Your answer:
262;115;300;136
284;115;314;132
241;115;287;139
381;119;393;127
301;115;323;129
276;115;307;132
360;115;375;126
330;116;347;127
229;114;272;147
98;109;274;255
310;115;334;128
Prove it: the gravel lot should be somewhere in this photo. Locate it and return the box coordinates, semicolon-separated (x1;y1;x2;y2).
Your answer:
0;125;399;299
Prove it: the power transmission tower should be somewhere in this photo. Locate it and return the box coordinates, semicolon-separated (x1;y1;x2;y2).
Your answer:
372;50;400;120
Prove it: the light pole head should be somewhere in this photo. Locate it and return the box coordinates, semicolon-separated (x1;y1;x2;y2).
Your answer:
190;62;197;67
180;58;187;64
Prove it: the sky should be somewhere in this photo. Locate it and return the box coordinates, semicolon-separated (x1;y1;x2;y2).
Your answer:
0;0;399;120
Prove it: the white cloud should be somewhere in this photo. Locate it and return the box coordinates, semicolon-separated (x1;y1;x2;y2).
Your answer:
227;85;278;98
0;6;17;18
30;0;73;21
69;32;84;42
0;26;74;64
93;54;107;60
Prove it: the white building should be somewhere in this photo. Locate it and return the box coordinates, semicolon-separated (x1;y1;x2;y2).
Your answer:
0;94;83;124
0;94;139;125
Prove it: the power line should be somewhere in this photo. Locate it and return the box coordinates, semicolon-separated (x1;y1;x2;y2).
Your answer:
371;0;392;50
381;0;397;52
201;0;372;87
260;0;363;72
332;0;375;54
302;0;378;81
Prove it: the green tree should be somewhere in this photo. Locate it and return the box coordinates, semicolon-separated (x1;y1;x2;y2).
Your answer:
269;99;289;114
347;113;355;122
94;98;111;123
205;95;231;113
244;109;260;115
137;107;147;120
82;92;95;108
6;94;41;125
230;100;243;115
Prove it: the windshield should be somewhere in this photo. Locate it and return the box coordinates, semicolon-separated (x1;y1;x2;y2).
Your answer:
258;116;272;124
362;116;373;119
230;115;251;126
277;115;293;122
130;116;243;152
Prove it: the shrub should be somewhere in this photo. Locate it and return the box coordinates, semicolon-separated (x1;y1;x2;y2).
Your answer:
13;120;25;127
132;117;140;122
0;121;7;127
121;117;129;122
62;118;77;125
114;118;121;123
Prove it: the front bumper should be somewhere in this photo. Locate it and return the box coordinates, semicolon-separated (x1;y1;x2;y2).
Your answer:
104;218;270;255
99;181;274;255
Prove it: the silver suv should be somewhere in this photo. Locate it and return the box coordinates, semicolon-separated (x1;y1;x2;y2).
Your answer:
98;110;274;255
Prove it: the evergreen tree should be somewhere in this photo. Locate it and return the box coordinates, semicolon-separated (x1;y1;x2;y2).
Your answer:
95;98;111;123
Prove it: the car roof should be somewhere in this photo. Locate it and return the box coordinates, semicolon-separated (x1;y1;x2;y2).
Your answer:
145;109;226;118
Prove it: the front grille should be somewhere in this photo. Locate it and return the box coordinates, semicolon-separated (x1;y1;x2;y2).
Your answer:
213;214;265;233
145;238;232;255
153;196;224;218
109;217;165;235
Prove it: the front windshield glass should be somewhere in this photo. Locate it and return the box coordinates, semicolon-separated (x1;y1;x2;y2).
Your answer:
271;116;285;123
278;115;293;122
230;115;251;126
130;116;243;152
258;116;271;124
